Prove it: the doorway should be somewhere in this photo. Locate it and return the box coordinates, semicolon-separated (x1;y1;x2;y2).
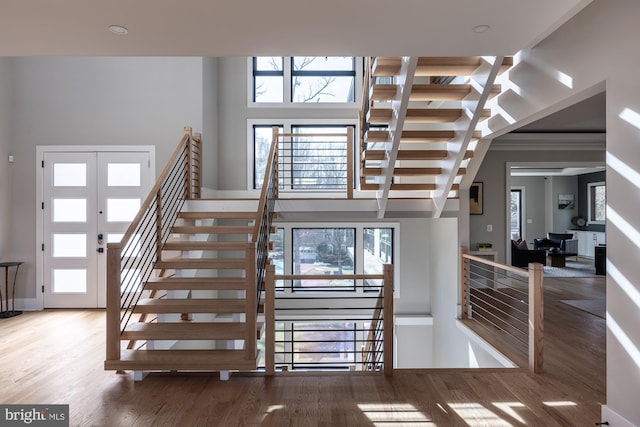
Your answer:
38;147;154;308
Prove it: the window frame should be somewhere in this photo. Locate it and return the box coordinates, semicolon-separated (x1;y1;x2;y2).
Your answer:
269;222;400;297
248;57;363;108
247;119;357;192
587;181;606;224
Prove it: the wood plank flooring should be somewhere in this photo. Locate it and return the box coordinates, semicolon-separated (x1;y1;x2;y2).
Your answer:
0;274;605;426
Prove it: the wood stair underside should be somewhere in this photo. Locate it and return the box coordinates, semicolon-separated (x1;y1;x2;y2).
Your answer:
361;56;511;201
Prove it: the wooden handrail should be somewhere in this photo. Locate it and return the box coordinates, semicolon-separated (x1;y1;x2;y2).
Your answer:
108;128;193;250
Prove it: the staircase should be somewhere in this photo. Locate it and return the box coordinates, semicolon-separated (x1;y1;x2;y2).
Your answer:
106;200;263;372
360;56;512;217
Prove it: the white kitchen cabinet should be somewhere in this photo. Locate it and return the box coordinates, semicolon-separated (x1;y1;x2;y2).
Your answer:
567;230;606;258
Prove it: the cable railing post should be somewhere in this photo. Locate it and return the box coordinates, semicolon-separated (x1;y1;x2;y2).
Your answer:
106;245;122;362
245;242;257;361
192;132;202;199
461;246;469;319
347;126;354;199
184;126;193;199
383;264;394;376
265;264;276;375
528;262;544;373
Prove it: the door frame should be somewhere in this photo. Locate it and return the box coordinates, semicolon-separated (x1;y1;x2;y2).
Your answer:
36;145;156;310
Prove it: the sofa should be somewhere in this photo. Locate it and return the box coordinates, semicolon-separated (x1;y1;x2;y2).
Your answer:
511;239;547;268
533;233;578;254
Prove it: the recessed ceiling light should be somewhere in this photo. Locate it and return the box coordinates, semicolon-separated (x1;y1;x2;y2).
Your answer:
108;25;129;35
472;25;491;34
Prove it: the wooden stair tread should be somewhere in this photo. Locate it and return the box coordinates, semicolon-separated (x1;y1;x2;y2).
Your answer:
362;167;442;176
171;226;253;234
163;241;249;251
365;130;456;143
122;321;261;340
372;57;401;76
360;183;460;191
364;150;449;161
178;211;256;219
369;108;465;124
134;298;246;313
372;84;500;102
105;349;258;371
145;277;246;291
156;258;246;269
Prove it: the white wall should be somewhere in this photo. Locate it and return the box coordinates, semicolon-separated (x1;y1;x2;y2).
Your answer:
0;57;11;260
549;175;578;233
511;176;546;242
7;57;204;301
484;0;640;422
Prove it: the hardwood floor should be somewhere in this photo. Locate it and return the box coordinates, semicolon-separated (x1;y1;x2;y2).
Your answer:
0;274;605;426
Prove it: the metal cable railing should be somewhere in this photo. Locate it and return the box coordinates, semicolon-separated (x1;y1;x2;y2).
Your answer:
106;128;201;362
460;247;544;373
264;265;394;376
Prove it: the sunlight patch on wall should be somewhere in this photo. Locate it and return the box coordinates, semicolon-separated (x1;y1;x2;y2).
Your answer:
448;403;513;426
619;107;640;130
556;71;573;88
607;207;640;250
607;152;640;191
608;262;640;312
607;313;640;371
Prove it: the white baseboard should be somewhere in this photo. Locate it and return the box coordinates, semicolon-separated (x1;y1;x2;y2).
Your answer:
12;298;42;311
601;405;636;427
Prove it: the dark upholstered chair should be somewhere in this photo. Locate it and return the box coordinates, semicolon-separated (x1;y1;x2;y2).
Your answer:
533;233;578;253
511;240;547;268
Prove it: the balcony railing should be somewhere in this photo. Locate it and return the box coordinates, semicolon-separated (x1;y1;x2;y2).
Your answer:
264;264;394;376
460;247;544;373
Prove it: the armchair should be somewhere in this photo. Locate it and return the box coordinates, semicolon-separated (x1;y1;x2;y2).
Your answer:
511;240;547;268
533;233;578;254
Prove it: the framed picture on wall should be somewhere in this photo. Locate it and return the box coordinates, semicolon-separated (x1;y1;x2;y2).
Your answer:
558;193;575;210
470;182;483;215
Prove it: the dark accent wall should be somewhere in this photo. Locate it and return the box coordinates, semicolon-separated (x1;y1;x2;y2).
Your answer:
577;171;606;232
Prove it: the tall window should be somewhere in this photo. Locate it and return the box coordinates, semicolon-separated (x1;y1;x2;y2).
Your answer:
292;228;355;291
588;182;606;223
510;189;523;240
252;57;357;104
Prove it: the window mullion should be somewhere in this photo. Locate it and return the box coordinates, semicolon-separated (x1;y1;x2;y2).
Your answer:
284;58;293;105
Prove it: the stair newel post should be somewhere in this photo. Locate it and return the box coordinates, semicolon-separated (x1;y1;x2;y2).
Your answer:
383;264;394;376
245;242;257;360
106;244;122;362
460;246;469;320
265;263;275;376
528;262;544;373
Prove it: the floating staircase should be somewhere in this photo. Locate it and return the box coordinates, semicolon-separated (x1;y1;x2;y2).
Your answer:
361;56;512;216
106;200;263;372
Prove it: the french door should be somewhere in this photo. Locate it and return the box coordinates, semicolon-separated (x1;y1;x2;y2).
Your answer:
41;150;152;308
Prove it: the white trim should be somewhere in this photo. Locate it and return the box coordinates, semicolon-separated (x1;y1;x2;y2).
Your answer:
395;315;433;326
456;319;518;368
601;405;636;427
35;145;155;310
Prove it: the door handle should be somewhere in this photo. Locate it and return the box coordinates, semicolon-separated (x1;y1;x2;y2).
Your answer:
97;233;104;245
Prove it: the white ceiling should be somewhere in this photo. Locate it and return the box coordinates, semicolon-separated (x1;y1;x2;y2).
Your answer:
0;0;592;56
